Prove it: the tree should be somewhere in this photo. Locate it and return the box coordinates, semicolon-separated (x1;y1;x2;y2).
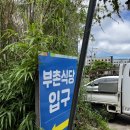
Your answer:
0;0;86;129
88;61;114;80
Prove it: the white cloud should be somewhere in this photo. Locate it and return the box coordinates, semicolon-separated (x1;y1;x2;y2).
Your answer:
95;20;130;43
91;16;130;55
78;0;130;57
97;41;130;54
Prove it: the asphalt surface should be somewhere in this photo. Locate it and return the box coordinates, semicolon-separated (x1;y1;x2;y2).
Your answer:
109;114;130;130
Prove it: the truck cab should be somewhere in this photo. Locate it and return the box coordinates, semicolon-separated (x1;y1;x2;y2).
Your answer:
85;76;119;93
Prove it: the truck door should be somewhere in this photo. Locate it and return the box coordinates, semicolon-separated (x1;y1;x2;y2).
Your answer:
122;63;130;115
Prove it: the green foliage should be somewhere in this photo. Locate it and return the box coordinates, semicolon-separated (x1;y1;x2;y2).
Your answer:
0;0;85;129
74;87;110;130
84;65;91;76
85;61;114;80
0;23;55;129
91;61;113;71
0;56;37;130
95;0;122;25
0;0;123;129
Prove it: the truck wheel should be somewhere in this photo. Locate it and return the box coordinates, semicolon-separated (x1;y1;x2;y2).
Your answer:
109;113;117;122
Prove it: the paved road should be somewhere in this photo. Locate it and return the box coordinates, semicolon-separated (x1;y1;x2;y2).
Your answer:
109;114;130;130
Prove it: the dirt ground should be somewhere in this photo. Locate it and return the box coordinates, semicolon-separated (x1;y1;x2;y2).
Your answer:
109;114;130;130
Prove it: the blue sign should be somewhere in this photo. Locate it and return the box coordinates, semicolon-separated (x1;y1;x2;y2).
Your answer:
38;53;77;130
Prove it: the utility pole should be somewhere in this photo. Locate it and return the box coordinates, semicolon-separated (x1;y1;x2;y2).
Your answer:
68;0;97;130
89;47;98;64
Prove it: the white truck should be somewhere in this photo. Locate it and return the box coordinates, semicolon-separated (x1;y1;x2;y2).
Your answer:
84;63;130;116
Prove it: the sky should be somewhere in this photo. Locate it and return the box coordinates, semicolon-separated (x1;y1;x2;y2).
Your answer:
79;0;130;59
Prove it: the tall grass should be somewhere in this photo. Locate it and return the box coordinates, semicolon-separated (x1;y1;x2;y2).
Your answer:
74;78;110;130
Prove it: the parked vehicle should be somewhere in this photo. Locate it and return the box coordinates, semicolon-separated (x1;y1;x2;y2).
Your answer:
84;76;119;92
84;63;130;116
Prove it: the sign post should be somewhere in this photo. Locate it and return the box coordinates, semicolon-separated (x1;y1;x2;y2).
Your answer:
38;53;77;130
68;0;97;129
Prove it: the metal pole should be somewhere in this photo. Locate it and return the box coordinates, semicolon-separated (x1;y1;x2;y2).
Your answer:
68;0;97;129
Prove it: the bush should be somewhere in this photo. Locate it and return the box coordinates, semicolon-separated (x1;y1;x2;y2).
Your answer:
74;86;110;130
